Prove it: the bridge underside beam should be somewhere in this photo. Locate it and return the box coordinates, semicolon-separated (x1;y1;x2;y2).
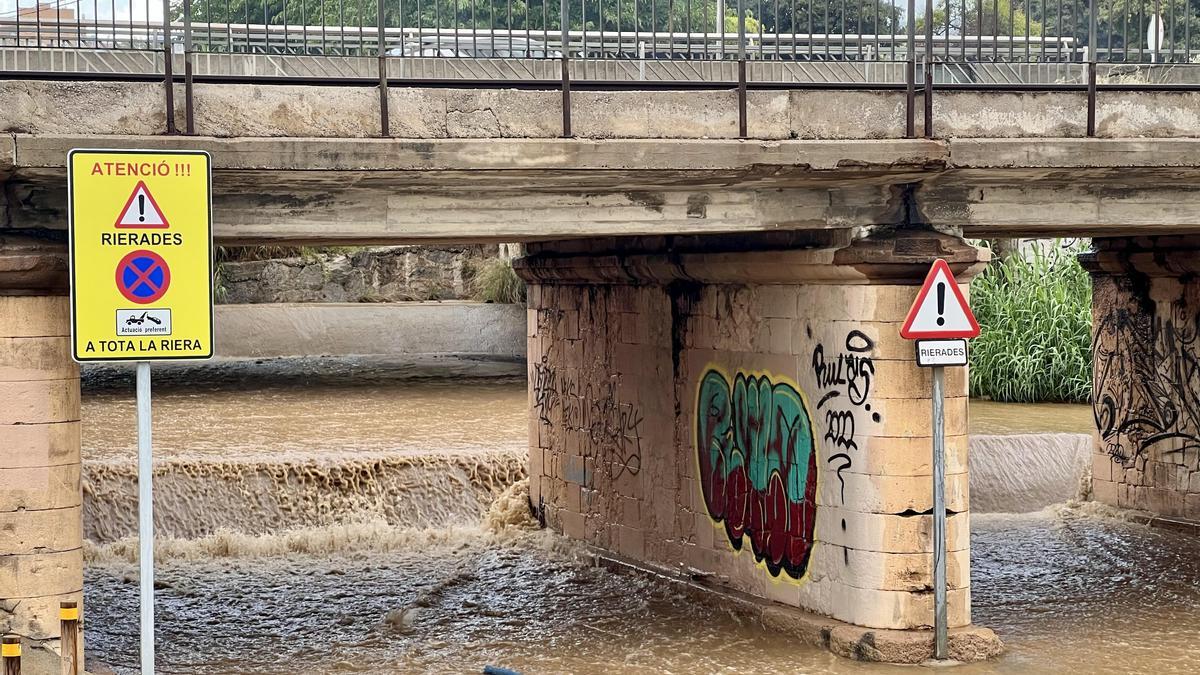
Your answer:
7;136;1200;244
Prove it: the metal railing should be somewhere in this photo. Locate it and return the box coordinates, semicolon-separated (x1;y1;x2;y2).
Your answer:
0;0;1108;62
4;0;1200;137
0;17;1081;58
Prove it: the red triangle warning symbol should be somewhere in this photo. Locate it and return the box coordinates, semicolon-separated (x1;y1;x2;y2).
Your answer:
900;259;981;339
114;181;169;229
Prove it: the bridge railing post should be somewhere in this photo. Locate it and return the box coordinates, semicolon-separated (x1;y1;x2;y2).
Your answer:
1087;0;1098;137
162;0;177;135
905;0;915;139
736;0;746;138
560;0;572;138
184;0;195;135
378;0;390;138
922;0;933;138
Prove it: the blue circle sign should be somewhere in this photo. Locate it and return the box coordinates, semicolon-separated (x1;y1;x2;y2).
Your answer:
115;250;171;304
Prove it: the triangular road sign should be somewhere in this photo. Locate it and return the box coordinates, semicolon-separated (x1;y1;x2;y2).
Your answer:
900;259;980;339
114;181;169;229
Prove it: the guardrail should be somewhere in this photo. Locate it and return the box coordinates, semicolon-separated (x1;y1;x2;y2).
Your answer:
3;0;1199;139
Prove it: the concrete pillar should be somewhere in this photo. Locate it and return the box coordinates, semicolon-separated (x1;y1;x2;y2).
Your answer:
0;235;82;639
516;230;1000;662
1082;236;1200;520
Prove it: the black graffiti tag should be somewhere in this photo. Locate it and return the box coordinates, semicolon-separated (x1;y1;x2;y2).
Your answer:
811;329;878;503
532;356;644;479
1093;282;1200;467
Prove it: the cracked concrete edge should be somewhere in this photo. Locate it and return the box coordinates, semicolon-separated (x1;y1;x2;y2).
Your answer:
590;547;1004;665
946;137;1200;169
7;134;950;173
17;134;1200;174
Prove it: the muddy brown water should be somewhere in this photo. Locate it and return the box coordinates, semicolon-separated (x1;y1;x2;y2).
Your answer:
969;400;1095;436
80;362;1199;674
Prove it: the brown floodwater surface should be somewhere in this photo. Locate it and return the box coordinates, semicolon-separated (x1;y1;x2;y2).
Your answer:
78;361;1197;674
969;400;1095;435
83;376;528;460
83;510;1200;675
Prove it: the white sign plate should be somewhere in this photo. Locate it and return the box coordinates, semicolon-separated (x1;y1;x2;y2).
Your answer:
916;339;969;367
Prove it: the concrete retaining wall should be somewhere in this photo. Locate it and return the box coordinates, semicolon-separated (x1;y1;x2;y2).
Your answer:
213;302;526;359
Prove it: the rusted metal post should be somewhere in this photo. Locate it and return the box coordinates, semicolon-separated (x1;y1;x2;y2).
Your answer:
1087;0;1098;137
737;0;747;138
162;0;176;134
60;602;80;675
1087;62;1097;136
183;0;195;135
377;0;390;137
923;0;933;138
905;0;915;138
2;636;19;675
560;0;572;137
737;60;747;138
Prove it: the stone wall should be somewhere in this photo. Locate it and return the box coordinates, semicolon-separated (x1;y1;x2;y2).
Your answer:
518;233;986;633
218;245;499;303
1085;237;1200;519
0;295;83;639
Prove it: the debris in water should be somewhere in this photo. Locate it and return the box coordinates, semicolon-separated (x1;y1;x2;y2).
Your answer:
381;607;420;633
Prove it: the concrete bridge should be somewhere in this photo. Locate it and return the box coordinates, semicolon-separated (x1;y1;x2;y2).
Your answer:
4;76;1200;662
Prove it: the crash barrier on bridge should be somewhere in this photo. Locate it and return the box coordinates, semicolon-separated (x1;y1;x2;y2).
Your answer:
2;0;1198;138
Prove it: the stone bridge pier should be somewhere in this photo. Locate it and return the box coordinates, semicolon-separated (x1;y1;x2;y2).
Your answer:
0;236;83;640
1084;236;1200;520
515;229;1001;662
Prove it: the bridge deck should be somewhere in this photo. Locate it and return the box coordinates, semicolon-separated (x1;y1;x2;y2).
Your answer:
7;133;1200;242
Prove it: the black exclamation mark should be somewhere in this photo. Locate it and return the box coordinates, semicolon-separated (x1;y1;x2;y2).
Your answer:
936;282;946;326
138;194;145;222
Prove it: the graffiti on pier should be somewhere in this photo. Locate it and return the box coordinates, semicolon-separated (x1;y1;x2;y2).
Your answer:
1093;279;1200;467
532;355;643;479
694;367;818;580
810;329;878;503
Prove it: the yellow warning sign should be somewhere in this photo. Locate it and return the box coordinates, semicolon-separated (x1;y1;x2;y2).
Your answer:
68;150;213;362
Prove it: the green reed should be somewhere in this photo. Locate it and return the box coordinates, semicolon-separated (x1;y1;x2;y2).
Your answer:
969;242;1092;403
475;257;527;305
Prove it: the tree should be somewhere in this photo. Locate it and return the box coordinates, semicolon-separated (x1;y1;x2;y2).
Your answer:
917;0;1044;37
1089;0;1199;61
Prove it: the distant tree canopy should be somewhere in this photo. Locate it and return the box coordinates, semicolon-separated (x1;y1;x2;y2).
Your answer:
918;0;1044;37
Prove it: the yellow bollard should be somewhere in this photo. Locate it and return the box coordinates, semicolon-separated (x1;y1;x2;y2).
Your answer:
59;602;80;675
2;635;20;675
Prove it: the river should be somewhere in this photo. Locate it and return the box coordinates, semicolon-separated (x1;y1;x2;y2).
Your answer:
79;360;1200;674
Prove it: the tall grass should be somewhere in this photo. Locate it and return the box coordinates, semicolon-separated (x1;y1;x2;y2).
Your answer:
475;257;526;304
969;242;1092;403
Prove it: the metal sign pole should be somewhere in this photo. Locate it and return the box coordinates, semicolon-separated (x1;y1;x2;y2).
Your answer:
136;361;155;674
931;364;947;660
901;259;977;662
